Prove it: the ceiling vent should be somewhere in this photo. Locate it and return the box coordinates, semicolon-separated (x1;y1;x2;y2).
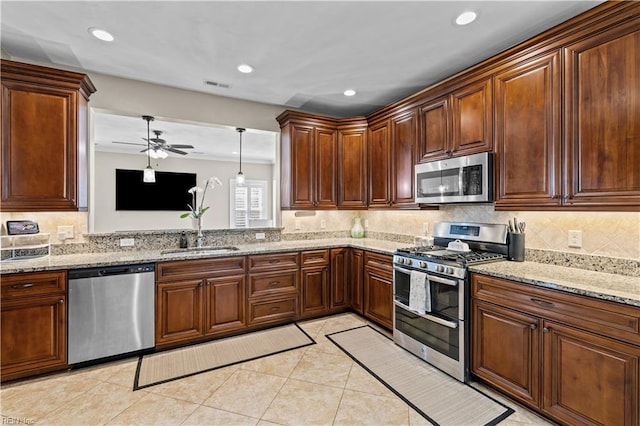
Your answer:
204;80;231;89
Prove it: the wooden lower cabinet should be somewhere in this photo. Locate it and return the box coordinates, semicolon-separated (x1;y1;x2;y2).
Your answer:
363;252;393;329
349;249;364;314
247;294;298;326
205;275;245;335
330;248;349;310
300;249;330;318
156;279;204;345
472;273;640;425
1;271;68;382
543;321;640;426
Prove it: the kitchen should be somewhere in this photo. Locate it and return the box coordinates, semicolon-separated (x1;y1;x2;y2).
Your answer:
1;1;639;425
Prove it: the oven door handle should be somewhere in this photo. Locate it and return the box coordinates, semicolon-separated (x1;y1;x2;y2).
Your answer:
426;275;458;287
394;301;459;329
393;266;414;275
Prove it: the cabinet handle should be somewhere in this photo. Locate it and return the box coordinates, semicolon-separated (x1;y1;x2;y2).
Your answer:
529;324;537;330
543;327;550;333
269;259;280;264
530;298;555;308
270;306;280;312
12;283;34;289
551;194;560;200
269;281;280;287
58;299;64;304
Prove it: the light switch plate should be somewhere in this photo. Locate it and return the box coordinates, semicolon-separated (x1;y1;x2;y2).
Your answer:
320;220;326;229
255;232;266;240
57;225;74;240
568;230;582;248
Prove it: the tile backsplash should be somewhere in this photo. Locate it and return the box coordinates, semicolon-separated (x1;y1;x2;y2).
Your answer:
282;208;640;261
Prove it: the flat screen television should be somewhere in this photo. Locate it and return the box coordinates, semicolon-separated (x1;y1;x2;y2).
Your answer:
115;169;196;211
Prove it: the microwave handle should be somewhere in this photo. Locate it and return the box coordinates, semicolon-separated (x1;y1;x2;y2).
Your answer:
394;301;458;329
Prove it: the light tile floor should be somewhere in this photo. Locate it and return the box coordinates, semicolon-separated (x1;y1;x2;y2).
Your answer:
1;313;554;425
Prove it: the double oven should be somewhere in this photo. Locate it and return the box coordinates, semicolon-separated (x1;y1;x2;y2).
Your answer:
392;222;508;383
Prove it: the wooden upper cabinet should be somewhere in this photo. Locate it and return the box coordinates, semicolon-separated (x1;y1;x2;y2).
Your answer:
288;123;315;209
1;60;96;211
367;119;392;207
564;21;640;208
314;127;337;208
418;96;450;160
337;121;367;209
494;52;562;208
419;77;492;162
390;110;418;208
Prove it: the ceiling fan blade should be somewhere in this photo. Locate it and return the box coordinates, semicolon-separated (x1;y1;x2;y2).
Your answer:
167;144;194;149
140;148;150;153
165;147;188;155
113;141;146;146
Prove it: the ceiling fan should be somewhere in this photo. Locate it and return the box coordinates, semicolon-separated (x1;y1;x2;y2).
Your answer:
113;130;195;156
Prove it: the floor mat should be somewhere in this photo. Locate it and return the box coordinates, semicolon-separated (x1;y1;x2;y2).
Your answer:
326;325;513;426
134;323;315;390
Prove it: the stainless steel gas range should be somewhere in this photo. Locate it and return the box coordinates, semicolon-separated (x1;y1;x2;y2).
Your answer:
392;222;508;382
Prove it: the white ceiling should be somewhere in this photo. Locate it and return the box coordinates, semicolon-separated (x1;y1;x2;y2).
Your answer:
1;1;602;160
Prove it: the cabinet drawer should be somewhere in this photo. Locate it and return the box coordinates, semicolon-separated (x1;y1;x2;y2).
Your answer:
1;271;67;299
248;270;298;297
248;252;299;272
247;295;298;326
157;256;245;282
364;251;393;273
301;249;329;266
472;273;640;345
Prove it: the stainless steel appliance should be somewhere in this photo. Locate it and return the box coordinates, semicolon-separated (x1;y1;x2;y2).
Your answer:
415;152;493;204
393;222;508;382
68;263;155;364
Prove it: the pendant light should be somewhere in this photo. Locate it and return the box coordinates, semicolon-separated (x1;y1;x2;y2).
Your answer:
142;115;156;183
236;127;245;185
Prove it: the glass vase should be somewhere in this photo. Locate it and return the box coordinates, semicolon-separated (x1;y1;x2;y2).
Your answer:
351;217;365;238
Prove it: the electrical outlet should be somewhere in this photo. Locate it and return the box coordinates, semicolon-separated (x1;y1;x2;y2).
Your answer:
568;230;582;248
294;220;301;230
320;220;326;229
422;222;429;235
119;238;135;247
364;219;369;229
255;232;265;240
57;225;74;240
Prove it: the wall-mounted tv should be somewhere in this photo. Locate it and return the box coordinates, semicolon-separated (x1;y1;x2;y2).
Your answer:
115;169;196;211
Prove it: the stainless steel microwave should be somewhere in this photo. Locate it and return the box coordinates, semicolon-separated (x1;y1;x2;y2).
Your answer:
415;152;493;204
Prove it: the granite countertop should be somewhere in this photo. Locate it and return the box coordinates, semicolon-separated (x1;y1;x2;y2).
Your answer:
2;238;638;308
469;261;640;308
0;238;405;274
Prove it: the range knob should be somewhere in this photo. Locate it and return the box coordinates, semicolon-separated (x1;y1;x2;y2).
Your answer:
446;267;454;275
419;261;427;268
397;258;405;265
437;265;445;273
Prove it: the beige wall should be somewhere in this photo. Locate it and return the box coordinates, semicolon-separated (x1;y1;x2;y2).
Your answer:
282;208;640;260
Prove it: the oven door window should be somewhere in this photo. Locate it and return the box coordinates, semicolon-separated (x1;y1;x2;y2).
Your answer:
395;306;459;360
417;168;460;197
394;269;459;320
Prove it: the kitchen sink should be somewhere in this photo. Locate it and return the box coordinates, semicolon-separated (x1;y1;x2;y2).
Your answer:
161;246;240;255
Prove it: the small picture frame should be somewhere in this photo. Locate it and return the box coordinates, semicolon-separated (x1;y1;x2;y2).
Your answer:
6;221;39;235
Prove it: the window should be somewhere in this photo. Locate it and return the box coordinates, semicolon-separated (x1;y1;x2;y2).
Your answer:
229;179;269;228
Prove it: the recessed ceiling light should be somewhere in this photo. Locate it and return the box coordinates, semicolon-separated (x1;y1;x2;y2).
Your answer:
88;27;114;42
344;89;356;97
237;64;254;74
455;11;477;26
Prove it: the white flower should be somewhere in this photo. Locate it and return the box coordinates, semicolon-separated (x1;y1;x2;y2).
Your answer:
188;186;203;194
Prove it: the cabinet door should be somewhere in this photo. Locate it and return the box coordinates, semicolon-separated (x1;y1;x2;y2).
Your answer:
300;266;329;318
494;52;562;208
289;124;315;209
419;96;450;161
363;266;393;329
337;127;367;209
451;77;492;155
330;248;349;310
367;120;391;207
156;280;204;345
1;294;67;381
472;300;541;407
349;249;364;314
564;23;640;207
1;81;80;211
543;321;640;426
391;110;417;207
315;127;337;208
205;274;245;335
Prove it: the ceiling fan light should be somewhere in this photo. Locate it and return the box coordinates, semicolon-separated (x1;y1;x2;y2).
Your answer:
143;166;156;183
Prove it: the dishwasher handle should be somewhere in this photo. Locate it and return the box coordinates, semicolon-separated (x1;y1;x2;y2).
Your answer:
69;263;155;279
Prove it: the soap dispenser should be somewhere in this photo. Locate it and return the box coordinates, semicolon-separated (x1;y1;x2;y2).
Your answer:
179;231;188;248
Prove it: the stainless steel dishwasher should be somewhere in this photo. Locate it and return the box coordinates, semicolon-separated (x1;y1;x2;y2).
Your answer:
68;263;155;364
